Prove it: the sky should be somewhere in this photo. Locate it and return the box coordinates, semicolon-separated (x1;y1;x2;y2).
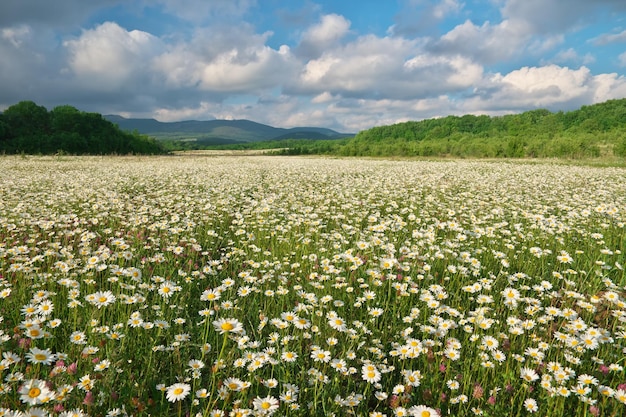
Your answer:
1;0;626;132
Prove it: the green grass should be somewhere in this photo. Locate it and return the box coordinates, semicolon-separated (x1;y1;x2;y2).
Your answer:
0;155;625;417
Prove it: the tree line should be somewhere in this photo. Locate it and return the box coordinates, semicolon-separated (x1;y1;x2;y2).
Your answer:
0;101;165;155
336;99;626;158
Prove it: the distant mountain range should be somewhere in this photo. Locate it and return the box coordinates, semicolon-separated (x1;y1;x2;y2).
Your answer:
104;115;352;145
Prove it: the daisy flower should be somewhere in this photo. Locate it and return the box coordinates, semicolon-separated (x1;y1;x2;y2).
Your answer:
166;382;191;402
26;347;56;365
252;395;279;415
213;318;244;335
19;379;55;405
520;367;539;383
69;331;87;345
223;377;246;392
523;398;538;413
85;290;116;308
362;364;381;384
408;405;439;417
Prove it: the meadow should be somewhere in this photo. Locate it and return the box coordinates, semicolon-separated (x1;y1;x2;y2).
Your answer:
0;155;624;417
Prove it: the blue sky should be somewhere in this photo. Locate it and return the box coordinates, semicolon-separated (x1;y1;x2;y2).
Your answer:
1;0;626;132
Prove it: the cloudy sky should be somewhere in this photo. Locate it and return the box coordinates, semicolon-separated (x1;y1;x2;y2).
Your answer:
1;0;626;132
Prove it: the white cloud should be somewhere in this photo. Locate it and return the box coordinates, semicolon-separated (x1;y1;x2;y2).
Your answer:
433;19;533;64
547;48;595;67
297;14;351;59
432;0;464;19
591;72;626;103
63;22;163;90
592;29;626;45
1;25;32;48
153;25;299;93
463;65;626;113
293;33;483;100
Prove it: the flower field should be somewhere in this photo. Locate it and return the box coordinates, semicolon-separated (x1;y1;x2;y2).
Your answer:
0;155;625;417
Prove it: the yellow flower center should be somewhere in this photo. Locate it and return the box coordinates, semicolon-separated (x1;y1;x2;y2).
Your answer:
421;412;431;417
98;296;107;303
29;387;41;398
173;387;184;395
221;322;234;331
34;353;47;361
261;401;271;410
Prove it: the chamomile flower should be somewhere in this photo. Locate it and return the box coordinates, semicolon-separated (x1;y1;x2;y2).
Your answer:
361;363;381;384
523;398;538;413
213;318;244;335
19;379;54;405
252;395;279;415
166;382;191;402
408;405;439;417
26;347;56;365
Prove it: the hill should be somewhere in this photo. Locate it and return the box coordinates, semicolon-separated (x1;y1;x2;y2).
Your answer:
104;115;351;143
331;98;626;159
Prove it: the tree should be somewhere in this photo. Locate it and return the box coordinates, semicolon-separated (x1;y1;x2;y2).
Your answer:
3;100;50;139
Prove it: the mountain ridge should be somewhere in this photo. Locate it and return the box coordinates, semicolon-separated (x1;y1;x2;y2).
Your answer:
104;115;352;143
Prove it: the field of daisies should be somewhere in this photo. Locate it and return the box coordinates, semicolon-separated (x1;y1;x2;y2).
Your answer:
0;155;625;417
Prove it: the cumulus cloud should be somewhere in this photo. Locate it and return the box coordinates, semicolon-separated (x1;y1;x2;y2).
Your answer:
292;33;483;100
296;14;351;59
592;29;626;46
153;25;299;93
464;65;626;113
63;22;163;90
546;48;595;67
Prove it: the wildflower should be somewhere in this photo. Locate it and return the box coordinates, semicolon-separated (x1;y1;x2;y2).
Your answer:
19;379;55;405
158;281;177;298
69;331;87;345
223;377;245;391
557;251;573;264
78;374;94;391
94;359;110;372
166;382;191;402
85;291;116;308
188;359;205;370
520;367;539;383
446;380;459;390
523;398;538;413
26;347;56;365
402;370;422;387
281;351;298;362
362;364;381;384
408;405;439;417
311;349;331;363
213;318;244;335
24;324;45;339
200;288;221;301
252;395;279;415
614;389;626;404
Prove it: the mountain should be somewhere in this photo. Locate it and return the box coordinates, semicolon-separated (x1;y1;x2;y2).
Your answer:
104;115;352;143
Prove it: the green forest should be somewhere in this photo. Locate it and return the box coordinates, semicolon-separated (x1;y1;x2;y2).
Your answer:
337;99;626;158
268;98;626;159
0;101;164;155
